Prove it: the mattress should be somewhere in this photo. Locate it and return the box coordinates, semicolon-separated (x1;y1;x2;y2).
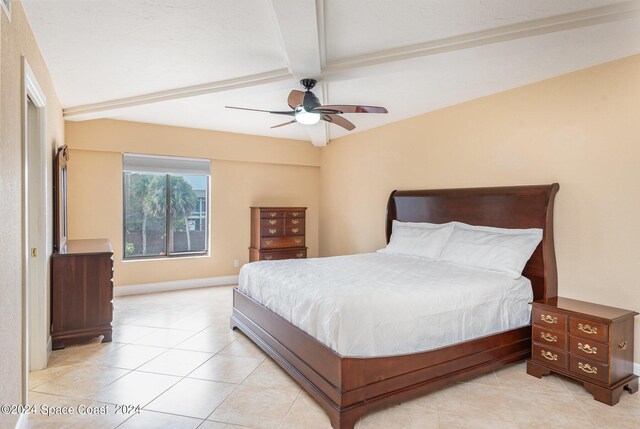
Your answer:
238;252;533;357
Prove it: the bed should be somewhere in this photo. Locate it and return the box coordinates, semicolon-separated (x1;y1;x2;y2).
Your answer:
231;184;560;429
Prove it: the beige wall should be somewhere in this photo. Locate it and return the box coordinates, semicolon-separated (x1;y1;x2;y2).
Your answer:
320;55;640;365
65;120;320;286
0;1;65;423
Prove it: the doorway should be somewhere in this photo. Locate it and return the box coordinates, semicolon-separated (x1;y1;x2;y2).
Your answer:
22;57;49;404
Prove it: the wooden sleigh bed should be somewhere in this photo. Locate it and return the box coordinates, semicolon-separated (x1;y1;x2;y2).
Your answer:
231;184;560;429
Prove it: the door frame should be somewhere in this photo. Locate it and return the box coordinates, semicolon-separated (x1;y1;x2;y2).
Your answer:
21;57;49;403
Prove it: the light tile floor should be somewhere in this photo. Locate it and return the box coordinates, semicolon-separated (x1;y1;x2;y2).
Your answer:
27;286;639;429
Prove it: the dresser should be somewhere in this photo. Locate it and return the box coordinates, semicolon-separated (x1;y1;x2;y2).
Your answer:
51;239;114;350
249;207;307;262
527;297;638;405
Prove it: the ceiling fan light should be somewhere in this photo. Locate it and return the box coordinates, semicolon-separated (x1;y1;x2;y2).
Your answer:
294;106;320;125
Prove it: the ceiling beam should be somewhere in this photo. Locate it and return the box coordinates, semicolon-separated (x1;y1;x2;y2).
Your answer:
63;68;292;120
269;0;328;146
322;2;640;78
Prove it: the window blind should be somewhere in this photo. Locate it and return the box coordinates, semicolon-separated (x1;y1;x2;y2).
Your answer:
123;153;211;176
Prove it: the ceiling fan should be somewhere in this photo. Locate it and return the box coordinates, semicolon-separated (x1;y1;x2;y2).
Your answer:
225;78;388;131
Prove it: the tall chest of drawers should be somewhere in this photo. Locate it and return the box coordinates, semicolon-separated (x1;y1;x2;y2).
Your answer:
51;239;114;350
527;297;638;405
249;207;307;262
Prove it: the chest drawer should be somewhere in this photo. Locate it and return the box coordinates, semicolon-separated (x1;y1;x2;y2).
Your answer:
533;326;567;350
286;211;305;219
285;225;305;236
261;226;284;237
259;249;307;261
261;218;284;228
261;236;305;249
569;336;608;363
260;210;286;219
570;356;608;384
286;218;304;227
533;307;568;331
569;318;608;343
532;344;567;370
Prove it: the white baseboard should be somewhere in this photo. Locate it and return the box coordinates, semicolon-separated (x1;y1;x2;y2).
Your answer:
635;362;640;377
113;275;238;297
15;413;27;429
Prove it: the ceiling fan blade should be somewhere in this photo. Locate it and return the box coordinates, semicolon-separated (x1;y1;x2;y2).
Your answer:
226;106;294;116
313;105;388;114
287;90;305;109
321;114;356;131
271;120;297;129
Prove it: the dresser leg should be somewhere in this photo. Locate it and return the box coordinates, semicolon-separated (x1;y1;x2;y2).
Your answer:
583;382;621;406
526;360;551;378
102;330;113;343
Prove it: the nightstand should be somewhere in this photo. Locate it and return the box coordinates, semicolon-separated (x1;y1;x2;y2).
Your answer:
527;297;638;405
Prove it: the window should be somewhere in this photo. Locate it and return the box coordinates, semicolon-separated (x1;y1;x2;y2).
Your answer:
123;154;210;259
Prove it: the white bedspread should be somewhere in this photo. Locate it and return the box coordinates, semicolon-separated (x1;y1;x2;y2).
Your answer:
238;253;532;357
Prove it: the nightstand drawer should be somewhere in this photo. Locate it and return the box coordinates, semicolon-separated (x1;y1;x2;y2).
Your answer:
533;326;567;350
533;308;568;331
569;318;608;343
570;356;608;384
569;336;608;363
532;344;567;370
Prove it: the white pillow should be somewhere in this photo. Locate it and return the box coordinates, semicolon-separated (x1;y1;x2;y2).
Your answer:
439;222;543;278
378;220;453;259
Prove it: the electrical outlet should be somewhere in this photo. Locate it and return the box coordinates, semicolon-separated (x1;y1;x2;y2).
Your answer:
233;259;240;268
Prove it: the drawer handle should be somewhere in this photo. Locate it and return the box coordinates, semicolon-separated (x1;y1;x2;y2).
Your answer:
294;239;302;244
578;323;598;335
264;255;273;260
265;240;273;246
291;228;299;233
291;219;299;225
268;228;277;234
540;314;558;324
578;343;597;354
296;252;304;257
292;213;299;217
578;362;598;374
269;212;277;217
540;332;558;343
540;350;558;361
268;220;277;225
619;340;628;351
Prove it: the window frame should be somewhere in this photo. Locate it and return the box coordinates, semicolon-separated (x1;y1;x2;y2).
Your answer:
122;171;210;261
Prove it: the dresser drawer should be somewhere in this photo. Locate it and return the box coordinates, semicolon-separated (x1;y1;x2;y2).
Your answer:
261;236;305;249
286;218;304;227
261;218;284;228
260;249;307;261
569;318;608;343
569;336;608;363
532;344;567;370
570;356;608;383
533;307;568;331
261;226;284;237
260;210;286;219
533;326;567;350
286;211;305;219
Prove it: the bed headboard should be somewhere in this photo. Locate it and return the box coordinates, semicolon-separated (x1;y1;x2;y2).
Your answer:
386;184;559;301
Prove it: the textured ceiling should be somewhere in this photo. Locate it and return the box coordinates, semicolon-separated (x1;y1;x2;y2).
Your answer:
22;0;640;145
